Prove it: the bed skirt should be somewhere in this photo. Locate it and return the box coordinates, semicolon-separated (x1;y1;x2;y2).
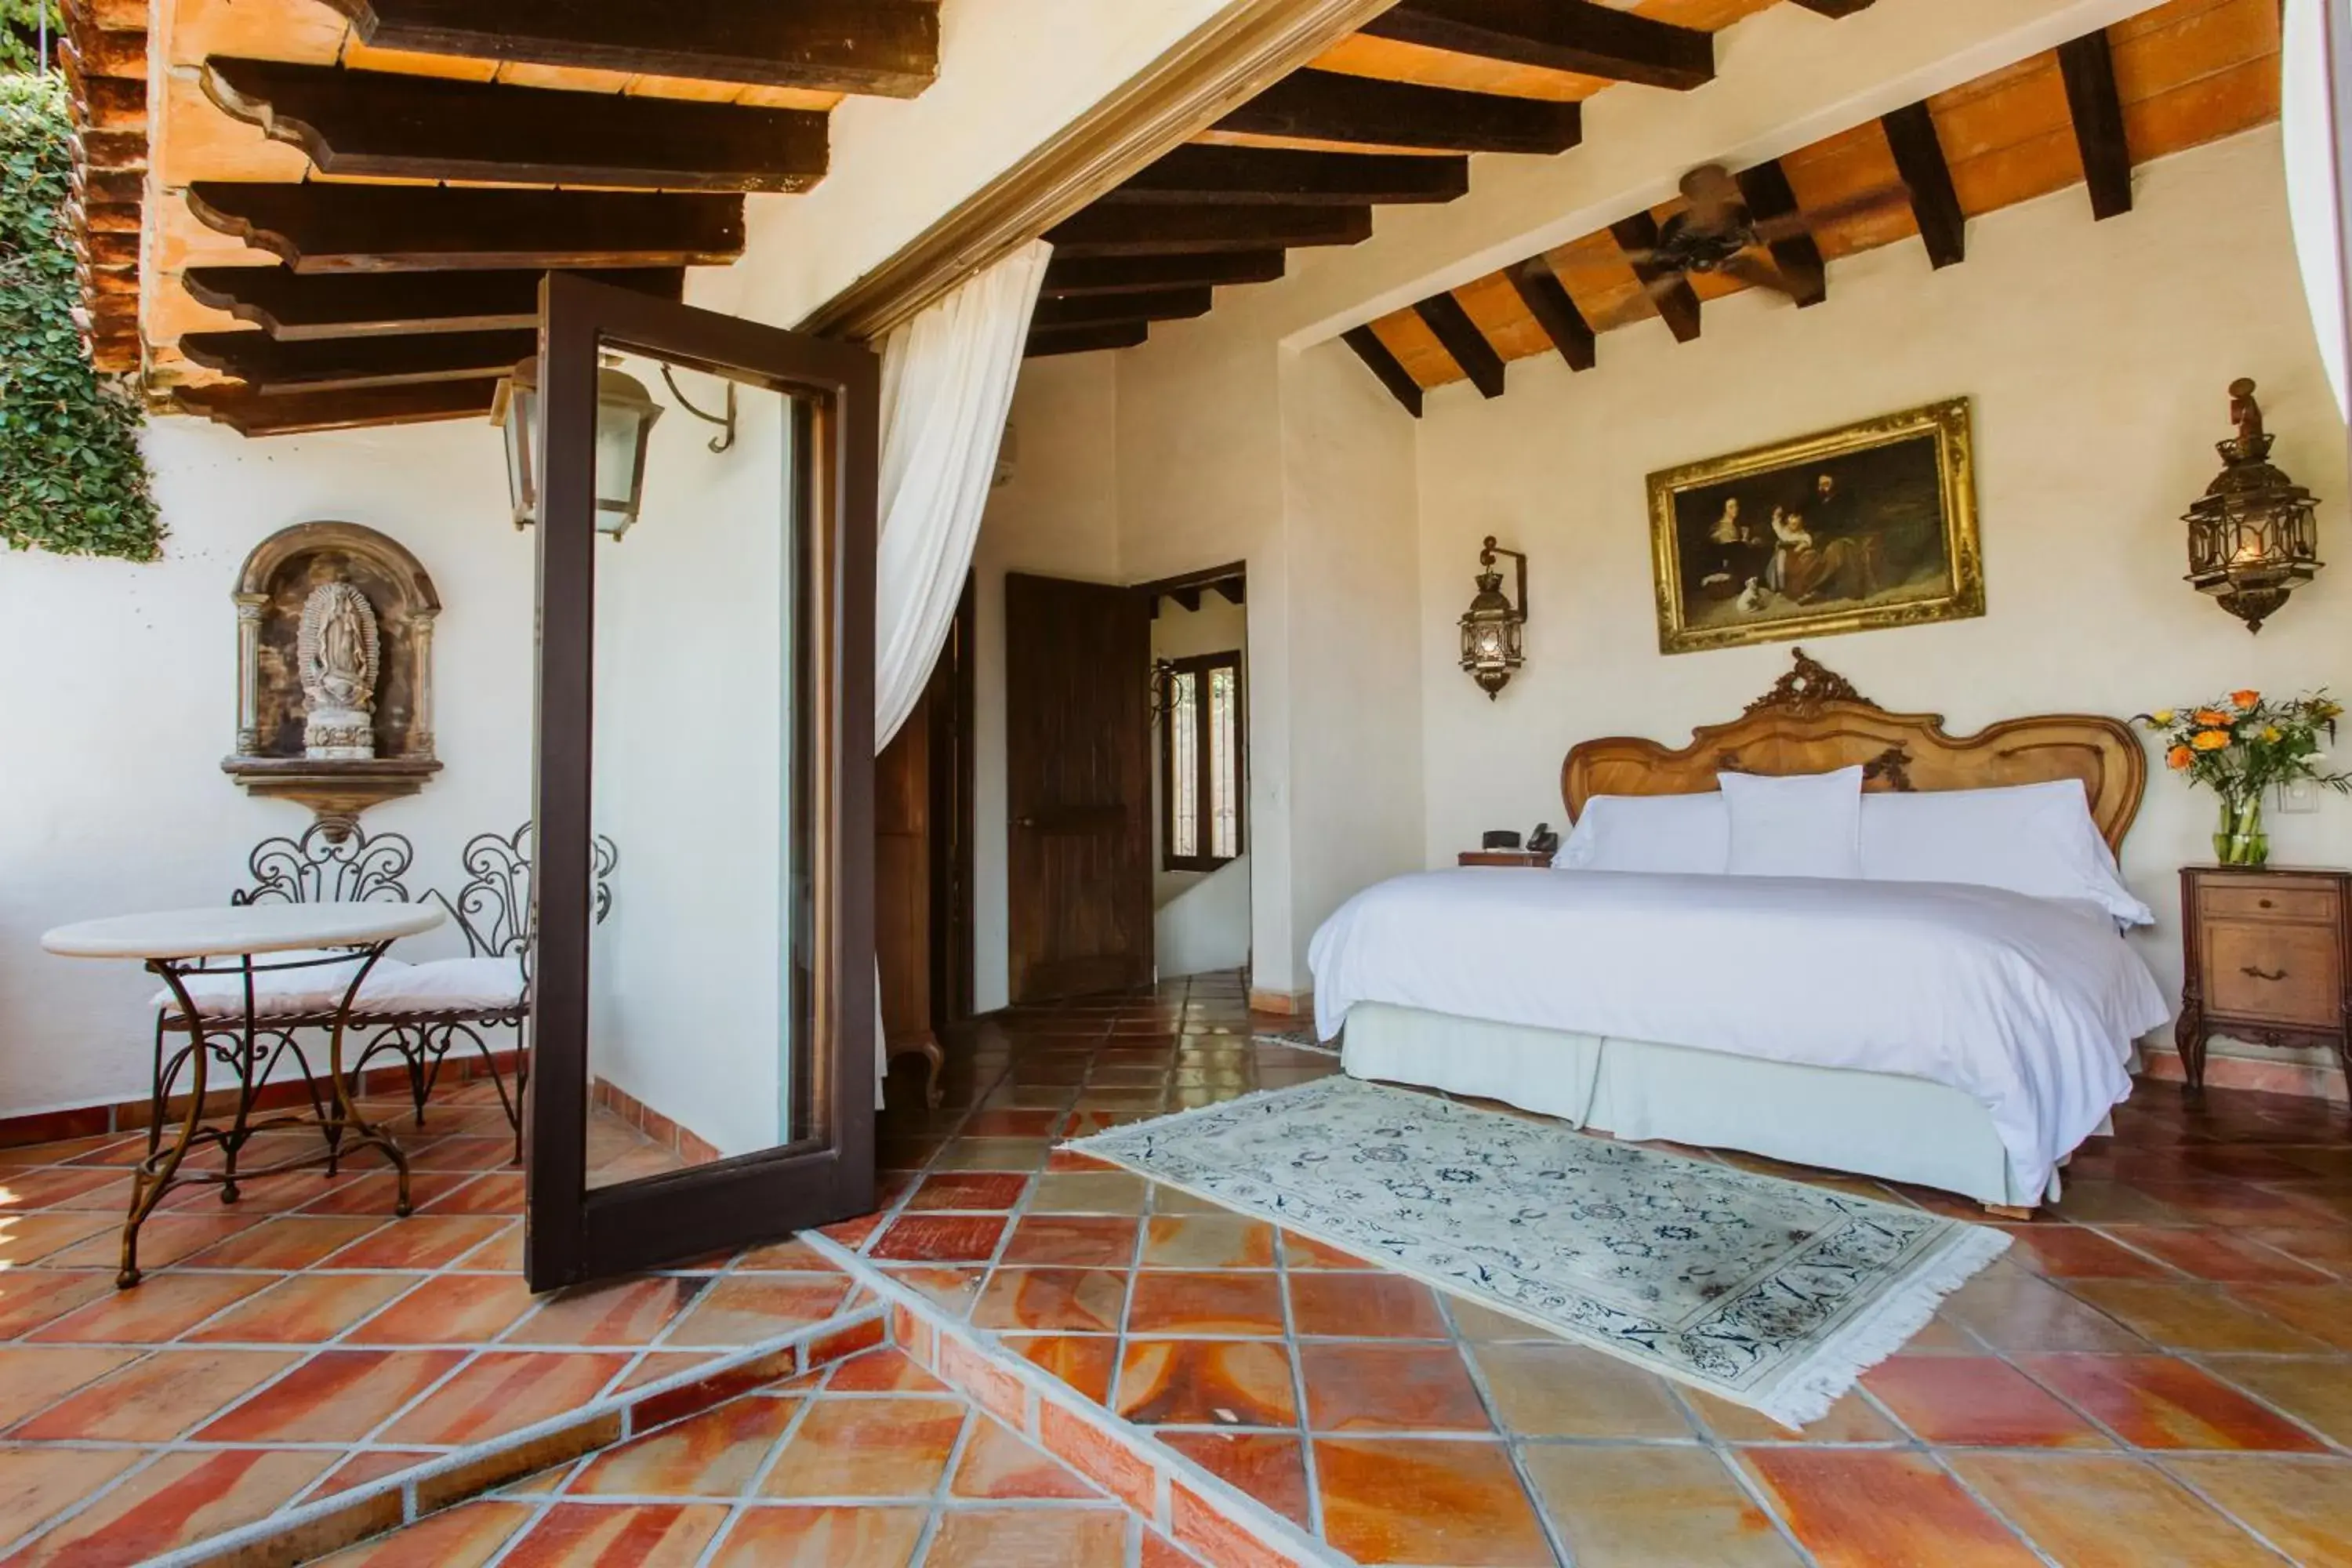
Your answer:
1339;1003;2061;1208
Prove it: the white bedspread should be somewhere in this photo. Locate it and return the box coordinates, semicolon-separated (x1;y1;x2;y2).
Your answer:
1308;869;2171;1198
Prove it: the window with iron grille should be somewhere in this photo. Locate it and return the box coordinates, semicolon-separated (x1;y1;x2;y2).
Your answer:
1161;650;1243;873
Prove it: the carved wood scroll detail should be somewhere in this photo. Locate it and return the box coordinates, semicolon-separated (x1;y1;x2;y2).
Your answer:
1563;648;2147;853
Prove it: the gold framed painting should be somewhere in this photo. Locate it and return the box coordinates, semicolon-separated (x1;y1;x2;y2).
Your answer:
1647;397;1983;656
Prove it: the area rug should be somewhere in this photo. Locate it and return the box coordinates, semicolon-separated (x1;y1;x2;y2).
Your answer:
1251;1026;1338;1057
1063;1076;2008;1427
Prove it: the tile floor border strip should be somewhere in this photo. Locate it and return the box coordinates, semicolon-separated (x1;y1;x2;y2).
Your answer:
804;1228;1349;1568
145;1300;887;1567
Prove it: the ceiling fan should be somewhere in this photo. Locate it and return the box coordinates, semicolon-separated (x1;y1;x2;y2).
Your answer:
1593;162;1911;301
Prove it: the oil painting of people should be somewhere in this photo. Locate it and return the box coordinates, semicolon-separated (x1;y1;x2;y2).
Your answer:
1647;398;1984;655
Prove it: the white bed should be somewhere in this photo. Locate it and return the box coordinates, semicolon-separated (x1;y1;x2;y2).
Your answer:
1307;652;2169;1213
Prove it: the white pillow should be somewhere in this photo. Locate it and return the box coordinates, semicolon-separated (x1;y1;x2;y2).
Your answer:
1557;792;1730;874
1719;766;1864;878
1861;779;2154;926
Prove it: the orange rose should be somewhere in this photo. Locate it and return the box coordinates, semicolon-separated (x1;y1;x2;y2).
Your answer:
2192;709;2231;727
2230;689;2261;709
2191;730;2231;751
2167;745;2194;771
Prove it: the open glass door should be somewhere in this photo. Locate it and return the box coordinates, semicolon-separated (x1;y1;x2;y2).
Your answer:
524;272;877;1291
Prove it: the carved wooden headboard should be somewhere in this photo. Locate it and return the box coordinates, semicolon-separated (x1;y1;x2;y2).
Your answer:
1561;650;2147;854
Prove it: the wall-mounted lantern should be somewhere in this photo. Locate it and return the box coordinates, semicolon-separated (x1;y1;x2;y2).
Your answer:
1458;535;1529;699
492;355;665;541
2184;379;2324;633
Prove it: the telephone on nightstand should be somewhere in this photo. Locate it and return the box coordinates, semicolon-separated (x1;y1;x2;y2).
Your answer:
1526;822;1560;858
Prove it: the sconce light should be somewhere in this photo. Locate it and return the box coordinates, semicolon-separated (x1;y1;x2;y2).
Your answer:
492;355;665;541
1458;535;1528;699
2183;378;2324;633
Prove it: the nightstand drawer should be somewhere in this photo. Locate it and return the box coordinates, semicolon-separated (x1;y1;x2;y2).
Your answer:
2202;920;2342;1026
2199;882;2339;924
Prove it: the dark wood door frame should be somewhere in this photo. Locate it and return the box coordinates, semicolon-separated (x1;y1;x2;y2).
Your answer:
527;271;877;1292
931;574;978;1028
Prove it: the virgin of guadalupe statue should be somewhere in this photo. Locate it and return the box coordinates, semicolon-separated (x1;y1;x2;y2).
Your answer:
298;577;380;759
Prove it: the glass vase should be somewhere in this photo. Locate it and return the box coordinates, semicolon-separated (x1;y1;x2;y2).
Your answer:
2213;791;2270;867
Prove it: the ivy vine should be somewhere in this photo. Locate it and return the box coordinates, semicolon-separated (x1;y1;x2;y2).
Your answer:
1;67;163;562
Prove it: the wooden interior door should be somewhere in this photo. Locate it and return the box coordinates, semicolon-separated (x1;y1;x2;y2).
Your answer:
877;681;935;1050
1006;573;1153;1002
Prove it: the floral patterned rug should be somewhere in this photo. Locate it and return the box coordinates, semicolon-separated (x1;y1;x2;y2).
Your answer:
1065;1076;2008;1427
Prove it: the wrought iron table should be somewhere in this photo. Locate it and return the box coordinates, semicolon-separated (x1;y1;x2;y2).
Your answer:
42;901;444;1287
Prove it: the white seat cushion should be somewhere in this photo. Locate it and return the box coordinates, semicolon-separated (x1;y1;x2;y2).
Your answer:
356;955;527;1014
153;949;411;1018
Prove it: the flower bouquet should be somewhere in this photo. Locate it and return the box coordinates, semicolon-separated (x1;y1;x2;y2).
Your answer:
2136;690;2352;866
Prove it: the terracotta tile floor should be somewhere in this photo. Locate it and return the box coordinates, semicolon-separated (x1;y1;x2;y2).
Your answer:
822;973;2352;1567
0;1084;866;1565
326;1343;1169;1567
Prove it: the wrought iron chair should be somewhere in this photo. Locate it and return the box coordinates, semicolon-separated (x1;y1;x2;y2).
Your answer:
156;820;615;1170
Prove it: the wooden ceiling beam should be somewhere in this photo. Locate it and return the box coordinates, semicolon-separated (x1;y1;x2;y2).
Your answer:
173;377;503;437
179;327;538;393
1504;256;1594;371
1733;158;1826;307
1044;204;1371;259
181;267;684;340
1040;252;1288;297
1341;326;1422;418
1215;68;1581;157
186;183;745;272
1361;1;1712;93
1879;102;1965;267
1786;0;1875;14
201;57;829;194
1102;146;1467;207
1031;289;1215;331
2056;31;2132;221
1025;321;1152;358
317;0;939;99
1610;211;1701;343
1414;292;1505;398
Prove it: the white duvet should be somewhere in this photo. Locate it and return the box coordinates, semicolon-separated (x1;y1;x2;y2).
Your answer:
1308;869;2172;1198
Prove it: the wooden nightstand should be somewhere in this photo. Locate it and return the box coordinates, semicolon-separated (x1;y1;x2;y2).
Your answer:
1459;850;1555;868
2176;865;2352;1097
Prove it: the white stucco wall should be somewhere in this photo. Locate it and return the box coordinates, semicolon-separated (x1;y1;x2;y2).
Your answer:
1;416;530;1115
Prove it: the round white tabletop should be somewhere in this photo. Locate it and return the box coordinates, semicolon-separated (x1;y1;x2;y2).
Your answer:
42;901;445;961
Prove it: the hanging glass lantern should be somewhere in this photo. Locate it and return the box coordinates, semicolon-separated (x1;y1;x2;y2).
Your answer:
1457;535;1529;699
2183;378;2324;633
492;354;666;540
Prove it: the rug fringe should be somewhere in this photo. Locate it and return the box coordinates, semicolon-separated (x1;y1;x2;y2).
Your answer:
1753;1223;2013;1428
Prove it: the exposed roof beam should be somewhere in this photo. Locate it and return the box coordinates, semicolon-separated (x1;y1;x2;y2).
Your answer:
1211;578;1244;606
200;57;828;194
1879;102;1965;267
1044;204;1372;259
1413;291;1505;398
1215;68;1581;157
1040;252;1288;297
1733;158;1826;306
1610;212;1701;343
1341;325;1422;418
1362;1;1713;93
1787;0;1875;14
1504;256;1594;371
181;267;684;340
1026;322;1151;358
2056;31;2132;220
316;0;939;99
1031;289;1215;331
174;377;503;437
186;183;745;272
178;328;538;393
1102;146;1467;207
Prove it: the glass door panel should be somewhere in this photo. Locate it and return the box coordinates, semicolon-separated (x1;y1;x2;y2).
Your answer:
526;274;877;1290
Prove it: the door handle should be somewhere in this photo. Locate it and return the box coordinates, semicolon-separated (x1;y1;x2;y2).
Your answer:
2241;964;2288;982
1015;816;1039;829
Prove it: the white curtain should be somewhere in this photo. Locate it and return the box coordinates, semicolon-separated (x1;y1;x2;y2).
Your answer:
870;238;1054;1100
2285;0;2349;417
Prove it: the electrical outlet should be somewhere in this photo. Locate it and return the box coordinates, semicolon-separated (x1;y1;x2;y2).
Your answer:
2278;778;2322;815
